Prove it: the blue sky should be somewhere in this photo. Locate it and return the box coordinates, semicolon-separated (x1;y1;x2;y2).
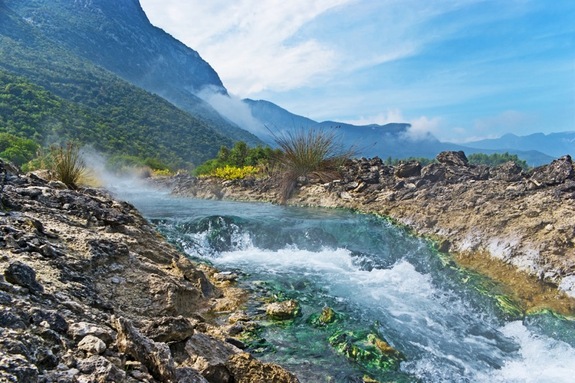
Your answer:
139;0;574;143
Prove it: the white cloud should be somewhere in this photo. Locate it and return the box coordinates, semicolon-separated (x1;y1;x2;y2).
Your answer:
141;0;352;95
343;109;442;141
406;116;442;141
139;0;479;97
343;109;406;126
139;0;573;142
197;87;266;136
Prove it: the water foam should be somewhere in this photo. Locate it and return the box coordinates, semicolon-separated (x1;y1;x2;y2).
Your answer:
489;321;575;383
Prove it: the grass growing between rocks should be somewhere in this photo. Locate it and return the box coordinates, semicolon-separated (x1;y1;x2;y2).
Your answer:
50;142;86;188
272;128;355;203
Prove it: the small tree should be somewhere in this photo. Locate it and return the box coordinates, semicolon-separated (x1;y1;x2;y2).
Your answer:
50;142;86;188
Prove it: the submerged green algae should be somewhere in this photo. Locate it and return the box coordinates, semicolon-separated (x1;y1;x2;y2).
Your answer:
235;278;417;382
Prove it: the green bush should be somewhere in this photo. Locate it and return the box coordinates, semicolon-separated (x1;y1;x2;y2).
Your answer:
0;132;39;166
194;141;279;176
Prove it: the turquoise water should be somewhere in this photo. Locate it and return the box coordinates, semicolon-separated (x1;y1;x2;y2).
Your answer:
119;188;575;383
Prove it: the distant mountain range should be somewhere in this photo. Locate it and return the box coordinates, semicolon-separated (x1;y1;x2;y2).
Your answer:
244;99;561;166
464;132;574;159
0;0;569;168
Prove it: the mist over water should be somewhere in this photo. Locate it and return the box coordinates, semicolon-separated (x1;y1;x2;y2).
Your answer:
116;189;575;383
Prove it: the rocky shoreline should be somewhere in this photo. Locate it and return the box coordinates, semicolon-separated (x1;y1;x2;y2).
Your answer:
159;151;575;315
0;160;299;383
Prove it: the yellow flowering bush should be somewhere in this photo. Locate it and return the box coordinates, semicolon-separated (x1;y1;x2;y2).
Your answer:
152;168;173;177
210;165;260;180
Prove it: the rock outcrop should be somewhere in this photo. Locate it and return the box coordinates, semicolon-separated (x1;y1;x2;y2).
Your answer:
159;152;575;311
0;160;299;382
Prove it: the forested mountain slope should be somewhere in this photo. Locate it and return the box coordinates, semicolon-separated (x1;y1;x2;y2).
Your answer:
4;0;261;146
0;2;237;168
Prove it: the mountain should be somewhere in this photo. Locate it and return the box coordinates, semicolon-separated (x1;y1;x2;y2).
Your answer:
463;132;575;159
0;2;236;168
4;0;261;146
0;0;561;168
244;99;553;165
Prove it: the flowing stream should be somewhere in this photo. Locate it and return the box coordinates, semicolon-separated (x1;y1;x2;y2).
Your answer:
119;188;575;383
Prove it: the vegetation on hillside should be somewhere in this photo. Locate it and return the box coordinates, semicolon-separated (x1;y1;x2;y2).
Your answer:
383;156;435;166
0;132;38;166
468;152;529;169
194;141;280;179
194;130;353;202
0;8;235;170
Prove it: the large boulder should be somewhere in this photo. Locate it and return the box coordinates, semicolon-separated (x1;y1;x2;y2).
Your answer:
265;300;301;320
112;316;177;382
226;352;300;383
436;151;469;166
4;261;43;293
184;332;240;383
491;161;525;182
529;155;574;187
395;161;422;178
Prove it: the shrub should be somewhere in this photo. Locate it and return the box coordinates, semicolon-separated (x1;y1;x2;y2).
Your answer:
0;133;39;166
273;128;354;203
208;165;260;180
50;142;86;188
193;141;280;176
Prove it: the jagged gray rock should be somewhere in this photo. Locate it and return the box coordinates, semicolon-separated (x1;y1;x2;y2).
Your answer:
0;162;299;382
4;261;43;293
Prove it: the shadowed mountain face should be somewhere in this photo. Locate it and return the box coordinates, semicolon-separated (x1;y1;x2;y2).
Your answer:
5;0;261;145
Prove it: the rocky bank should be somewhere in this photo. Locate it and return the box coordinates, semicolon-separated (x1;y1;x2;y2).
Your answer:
0;160;299;383
160;151;575;314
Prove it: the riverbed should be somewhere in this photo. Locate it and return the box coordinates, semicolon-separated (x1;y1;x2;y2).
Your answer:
119;187;575;383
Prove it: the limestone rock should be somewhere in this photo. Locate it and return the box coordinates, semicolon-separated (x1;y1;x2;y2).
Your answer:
227;352;300;383
76;355;125;381
112;315;177;382
0;353;39;383
395;161;421;178
141;316;198;343
29;309;69;333
0;160;297;383
68;322;115;345
266;299;301;320
529;155;574;187
4;261;43;293
184;332;241;383
77;335;107;354
437;150;469;166
492;161;524;182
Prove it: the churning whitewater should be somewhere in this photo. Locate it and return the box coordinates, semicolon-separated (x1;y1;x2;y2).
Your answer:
121;189;575;383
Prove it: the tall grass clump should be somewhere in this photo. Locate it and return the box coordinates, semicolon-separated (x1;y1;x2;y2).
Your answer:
273;128;354;203
50;142;86;188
